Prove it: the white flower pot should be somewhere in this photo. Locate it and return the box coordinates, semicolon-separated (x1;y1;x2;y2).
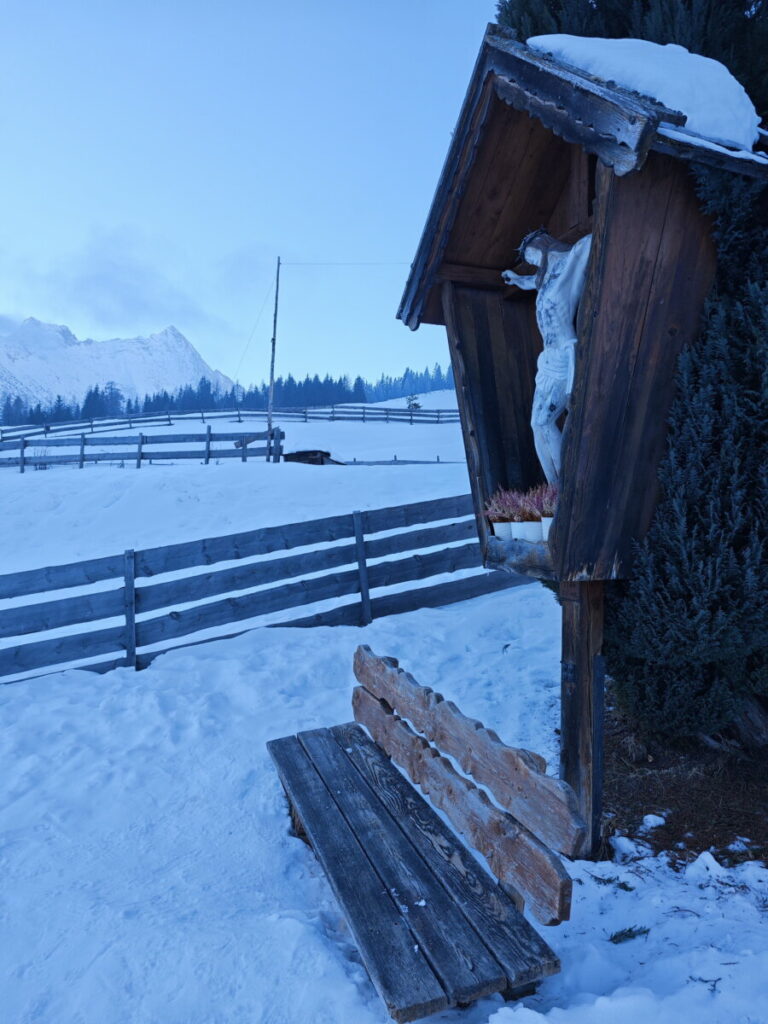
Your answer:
493;520;513;541
540;516;554;542
511;520;542;542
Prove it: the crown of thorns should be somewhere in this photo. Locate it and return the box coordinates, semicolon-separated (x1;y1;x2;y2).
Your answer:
518;228;550;257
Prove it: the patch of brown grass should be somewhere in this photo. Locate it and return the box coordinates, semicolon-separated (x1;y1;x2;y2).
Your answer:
603;700;768;867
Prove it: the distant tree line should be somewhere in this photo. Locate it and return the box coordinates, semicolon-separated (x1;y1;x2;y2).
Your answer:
1;363;455;426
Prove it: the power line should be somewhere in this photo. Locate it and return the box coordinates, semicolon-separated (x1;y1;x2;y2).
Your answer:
281;260;409;267
233;278;275;382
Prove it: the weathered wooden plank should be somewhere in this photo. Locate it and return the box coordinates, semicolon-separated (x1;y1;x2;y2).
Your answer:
0;586;124;640
274;571;522;629
135;512;356;577
267;734;449;1022
365;519;476;560
353;511;372;626
363;494;473;535
353;647;586;857
486;536;556;582
552;152;717;580
0;554;124;600
136;541;359;613
560;581;604;857
298;728;507;1005
135;567;361;647
333;723;560;986
353;687;572;925
123;550;136;668
0;624;126;676
365;543;480;590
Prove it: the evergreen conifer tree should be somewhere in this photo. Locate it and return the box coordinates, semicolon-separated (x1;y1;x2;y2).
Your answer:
494;0;768;739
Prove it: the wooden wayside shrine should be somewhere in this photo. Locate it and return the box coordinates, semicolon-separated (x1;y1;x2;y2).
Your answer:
268;646;582;1022
398;24;768;855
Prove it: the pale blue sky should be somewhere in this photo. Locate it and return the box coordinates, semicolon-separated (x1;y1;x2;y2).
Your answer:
0;1;496;384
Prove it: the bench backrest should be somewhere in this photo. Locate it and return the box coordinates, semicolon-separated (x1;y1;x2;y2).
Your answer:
352;645;587;925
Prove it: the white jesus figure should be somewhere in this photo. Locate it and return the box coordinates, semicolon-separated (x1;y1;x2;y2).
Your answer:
502;230;592;485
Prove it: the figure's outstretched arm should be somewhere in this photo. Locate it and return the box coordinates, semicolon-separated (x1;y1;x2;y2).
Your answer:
501;269;537;289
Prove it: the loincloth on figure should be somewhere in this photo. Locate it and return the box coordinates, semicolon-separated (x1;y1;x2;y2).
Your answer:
531;340;576;427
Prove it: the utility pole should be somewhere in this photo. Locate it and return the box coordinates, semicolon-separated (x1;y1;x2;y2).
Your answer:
267;256;281;460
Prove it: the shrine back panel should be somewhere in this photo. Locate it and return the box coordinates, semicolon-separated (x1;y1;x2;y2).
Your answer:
551;152;716;581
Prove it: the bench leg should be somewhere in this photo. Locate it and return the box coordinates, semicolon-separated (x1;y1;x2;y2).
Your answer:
502;982;537;1001
282;788;311;847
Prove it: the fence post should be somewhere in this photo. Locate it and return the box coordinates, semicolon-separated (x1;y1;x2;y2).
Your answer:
19;438;25;473
353;510;372;626
204;424;212;464
385;408;390;423
136;433;144;469
166;411;172;426
437;410;441;423
90;418;94;433
236;407;242;423
79;434;85;469
242;435;248;462
123;549;137;668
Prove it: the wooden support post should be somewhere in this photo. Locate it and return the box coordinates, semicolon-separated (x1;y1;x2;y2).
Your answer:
166;411;172;426
19;438;25;473
353;511;372;626
78;434;85;469
559;581;605;858
204;424;212;464
271;429;281;463
136;433;144;469
123;549;137;668
242;435;248;462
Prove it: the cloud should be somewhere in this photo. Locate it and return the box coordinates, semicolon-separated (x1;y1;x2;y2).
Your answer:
0;228;230;339
42;228;217;330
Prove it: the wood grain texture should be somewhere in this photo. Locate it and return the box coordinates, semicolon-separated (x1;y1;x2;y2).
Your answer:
333;722;560;986
354;647;586;857
353;686;572;924
135;541;359;614
275;570;522;630
0;624;125;676
298;727;507;1005
560;581;605;857
552;152;717;580
0;554;124;600
267;735;449;1022
135;567;362;646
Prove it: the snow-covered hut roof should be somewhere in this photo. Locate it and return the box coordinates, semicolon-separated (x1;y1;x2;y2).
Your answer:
399;24;768;331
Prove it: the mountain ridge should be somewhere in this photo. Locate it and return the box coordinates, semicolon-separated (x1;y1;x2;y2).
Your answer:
0;318;233;406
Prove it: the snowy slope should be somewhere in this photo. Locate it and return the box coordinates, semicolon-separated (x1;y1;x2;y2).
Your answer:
2;588;767;1024
0;317;233;405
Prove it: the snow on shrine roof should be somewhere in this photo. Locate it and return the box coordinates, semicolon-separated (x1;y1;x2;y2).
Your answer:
398;24;768;332
527;35;760;152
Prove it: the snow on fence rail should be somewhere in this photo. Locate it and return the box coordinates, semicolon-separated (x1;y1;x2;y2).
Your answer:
0;404;460;442
0;428;284;471
0;495;520;684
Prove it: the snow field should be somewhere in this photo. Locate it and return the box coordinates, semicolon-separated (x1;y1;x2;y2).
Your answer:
2;586;767;1024
1;414;468;575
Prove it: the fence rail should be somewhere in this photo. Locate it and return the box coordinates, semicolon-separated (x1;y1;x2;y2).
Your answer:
0;429;284;471
0;494;521;683
0;404;460;442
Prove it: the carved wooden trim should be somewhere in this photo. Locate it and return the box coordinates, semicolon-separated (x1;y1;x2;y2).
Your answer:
353;685;572;925
353;646;587;857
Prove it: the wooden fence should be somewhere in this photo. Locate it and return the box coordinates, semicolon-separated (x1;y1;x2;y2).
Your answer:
0;428;284;472
0;495;521;684
0;404;460;442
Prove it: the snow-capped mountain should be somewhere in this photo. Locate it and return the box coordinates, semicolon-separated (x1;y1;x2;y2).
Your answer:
0;318;234;406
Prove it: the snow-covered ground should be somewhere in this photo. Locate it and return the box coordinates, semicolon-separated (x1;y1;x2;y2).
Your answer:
2;395;767;1023
2;585;767;1024
2;413;467;573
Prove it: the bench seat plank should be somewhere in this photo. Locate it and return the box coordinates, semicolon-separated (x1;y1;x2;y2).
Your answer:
298;726;507;1005
332;722;560;987
267;734;449;1022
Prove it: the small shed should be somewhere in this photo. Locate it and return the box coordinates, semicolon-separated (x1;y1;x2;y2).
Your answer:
399;25;768;852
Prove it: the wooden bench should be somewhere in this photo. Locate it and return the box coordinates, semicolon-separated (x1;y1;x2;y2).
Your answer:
267;646;586;1023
